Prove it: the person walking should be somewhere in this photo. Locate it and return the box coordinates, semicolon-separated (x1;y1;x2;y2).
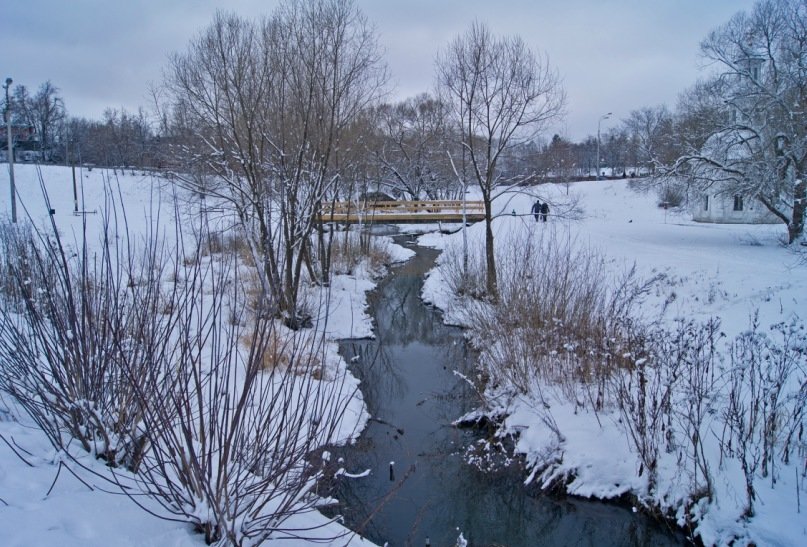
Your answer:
531;199;541;222
540;201;549;222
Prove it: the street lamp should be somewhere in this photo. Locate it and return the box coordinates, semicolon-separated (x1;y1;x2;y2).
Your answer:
3;76;16;223
596;112;612;181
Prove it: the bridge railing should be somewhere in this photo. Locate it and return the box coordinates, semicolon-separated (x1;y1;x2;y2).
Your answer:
319;200;486;224
322;199;484;214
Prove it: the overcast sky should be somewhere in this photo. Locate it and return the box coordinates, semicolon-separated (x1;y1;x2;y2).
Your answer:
2;0;757;140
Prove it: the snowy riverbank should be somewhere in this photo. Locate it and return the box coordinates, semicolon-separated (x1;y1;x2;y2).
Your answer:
419;178;806;546
0;164;417;546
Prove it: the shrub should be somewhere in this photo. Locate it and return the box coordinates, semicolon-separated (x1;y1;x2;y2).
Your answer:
657;183;686;208
456;225;656;396
0;214;176;470
329;229;393;277
0;180;361;545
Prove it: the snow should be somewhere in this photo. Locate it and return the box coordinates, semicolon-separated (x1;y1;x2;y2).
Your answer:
0;164;387;547
0;416;198;547
423;180;801;337
1;166;805;546
420;178;807;546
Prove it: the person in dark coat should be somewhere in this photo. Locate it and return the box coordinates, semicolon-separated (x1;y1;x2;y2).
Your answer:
540;202;549;222
531;199;541;222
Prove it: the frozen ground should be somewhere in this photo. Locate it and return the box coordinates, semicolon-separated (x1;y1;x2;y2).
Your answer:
420;178;806;546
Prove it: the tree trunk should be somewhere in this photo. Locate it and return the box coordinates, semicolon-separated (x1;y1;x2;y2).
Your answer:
788;178;805;244
484;199;498;300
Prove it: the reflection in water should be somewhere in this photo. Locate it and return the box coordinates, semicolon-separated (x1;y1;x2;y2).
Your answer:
325;238;688;547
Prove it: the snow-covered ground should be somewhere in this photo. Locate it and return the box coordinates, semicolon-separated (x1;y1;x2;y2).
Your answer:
0;164;407;546
422;179;801;338
2;167;804;545
420;179;807;546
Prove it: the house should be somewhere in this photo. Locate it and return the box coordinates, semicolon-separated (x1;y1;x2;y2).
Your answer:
691;192;779;224
689;49;783;226
2;139;46;163
0;124;36;143
2;124;43;162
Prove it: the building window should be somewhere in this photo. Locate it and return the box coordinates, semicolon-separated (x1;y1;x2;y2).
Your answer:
733;195;744;211
704;195;709;211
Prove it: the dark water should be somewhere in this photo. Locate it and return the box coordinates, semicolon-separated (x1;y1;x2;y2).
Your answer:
326;237;689;547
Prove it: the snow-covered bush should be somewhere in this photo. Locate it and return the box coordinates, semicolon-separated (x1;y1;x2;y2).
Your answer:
438;238;487;299
612;318;721;498
722;314;806;517
328;228;394;278
440;217;806;541
0;222;41;310
122;235;358;545
656;182;686;208
0;211;176;470
0;190;362;545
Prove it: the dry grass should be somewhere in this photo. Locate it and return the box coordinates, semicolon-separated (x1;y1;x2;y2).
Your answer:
439;241;487;299
198;229;255;266
447;225;658;397
0;222;41;309
240;325;325;379
329;230;394;276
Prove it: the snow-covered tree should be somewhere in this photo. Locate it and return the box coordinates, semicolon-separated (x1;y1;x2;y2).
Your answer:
622;105;676;174
667;0;807;244
11;81;65;157
371;93;458;200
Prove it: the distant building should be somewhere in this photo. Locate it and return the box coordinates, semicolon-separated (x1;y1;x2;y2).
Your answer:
0;124;36;144
2;124;38;159
1;139;46;162
1;124;54;162
360;190;396;203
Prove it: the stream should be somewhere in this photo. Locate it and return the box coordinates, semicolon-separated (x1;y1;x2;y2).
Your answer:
325;236;688;546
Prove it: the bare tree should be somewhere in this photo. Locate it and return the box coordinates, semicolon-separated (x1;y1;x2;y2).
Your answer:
31;81;66;156
622;105;676;174
98;107;154;169
542;134;575;183
436;22;565;297
10;81;66;158
268;0;386;304
372;93;457;199
165;1;385;322
673;79;728;156
665;0;807;244
165;10;280;312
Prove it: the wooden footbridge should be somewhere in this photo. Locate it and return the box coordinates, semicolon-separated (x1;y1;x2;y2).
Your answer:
319;200;486;224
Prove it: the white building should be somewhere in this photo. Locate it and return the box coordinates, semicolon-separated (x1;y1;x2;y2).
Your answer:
692;192;779;224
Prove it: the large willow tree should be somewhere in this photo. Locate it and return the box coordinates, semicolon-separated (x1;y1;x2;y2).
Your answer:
165;0;386;322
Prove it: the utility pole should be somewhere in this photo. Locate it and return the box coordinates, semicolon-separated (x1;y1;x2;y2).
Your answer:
4;77;16;223
596;112;612;182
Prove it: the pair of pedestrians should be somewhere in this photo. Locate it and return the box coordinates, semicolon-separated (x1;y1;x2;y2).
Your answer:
531;199;549;222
